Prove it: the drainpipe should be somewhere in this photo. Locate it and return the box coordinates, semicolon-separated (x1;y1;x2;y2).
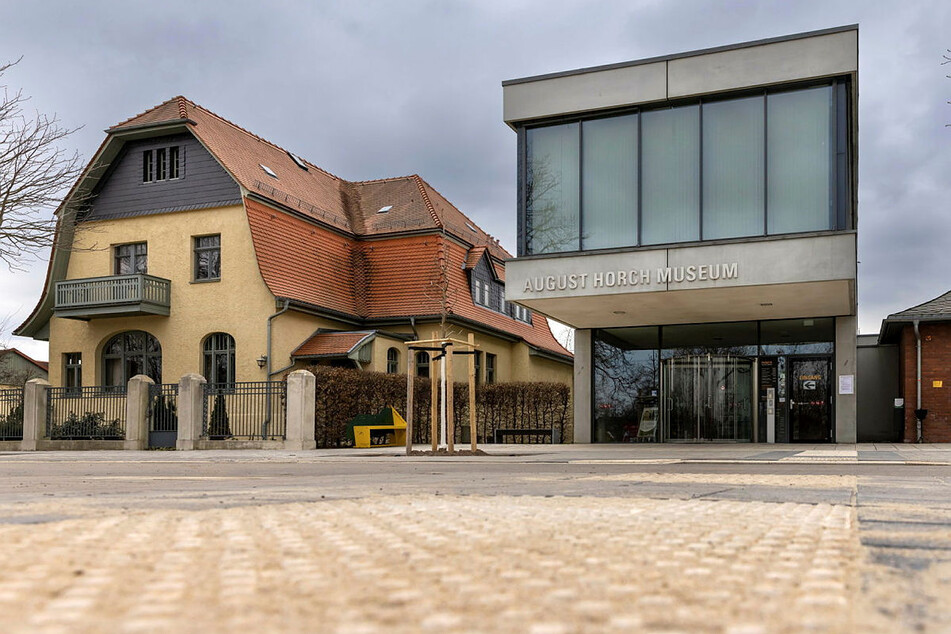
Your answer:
914;320;924;443
263;299;290;440
266;299;291;379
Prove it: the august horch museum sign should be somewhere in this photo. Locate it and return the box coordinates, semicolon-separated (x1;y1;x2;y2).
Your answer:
522;263;739;293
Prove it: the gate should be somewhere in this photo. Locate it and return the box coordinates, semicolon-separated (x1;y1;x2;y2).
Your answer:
148;383;178;448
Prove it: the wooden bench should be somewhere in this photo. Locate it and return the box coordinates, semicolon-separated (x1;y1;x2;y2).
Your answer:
493;428;558;444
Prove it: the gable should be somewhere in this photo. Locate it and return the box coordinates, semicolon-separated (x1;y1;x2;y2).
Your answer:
86;132;241;220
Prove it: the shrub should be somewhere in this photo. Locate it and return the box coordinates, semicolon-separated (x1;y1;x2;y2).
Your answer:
308;366;571;448
208;393;231;438
0;402;22;438
49;411;124;440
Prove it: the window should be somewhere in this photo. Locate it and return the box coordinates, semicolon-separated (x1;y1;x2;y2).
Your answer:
474;351;482;384
519;81;849;255
513;304;531;323
386;347;400;374
142;145;181;183
114;242;147;275
102;331;161;387
482;281;490;307
485;353;496;384
64;353;82;392
474;279;491;307
415;351;430;378
203;333;236;385
194;235;221;281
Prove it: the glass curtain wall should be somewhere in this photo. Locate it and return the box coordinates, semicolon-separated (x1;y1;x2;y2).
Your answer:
641;106;700;245
592;318;834;442
521;81;845;256
525;123;579;253
767;86;834;234
702;96;765;239
581;114;638;249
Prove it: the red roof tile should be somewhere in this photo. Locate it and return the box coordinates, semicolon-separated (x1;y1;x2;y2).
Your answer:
292;331;374;357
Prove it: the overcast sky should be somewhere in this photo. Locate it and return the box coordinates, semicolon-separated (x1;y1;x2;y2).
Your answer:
1;0;949;361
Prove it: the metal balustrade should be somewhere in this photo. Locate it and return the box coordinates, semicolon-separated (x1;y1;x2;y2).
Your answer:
53;274;171;318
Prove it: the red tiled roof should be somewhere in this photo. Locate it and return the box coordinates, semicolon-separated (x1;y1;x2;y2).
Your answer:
51;98;570;360
464;246;487;270
292;331;374;358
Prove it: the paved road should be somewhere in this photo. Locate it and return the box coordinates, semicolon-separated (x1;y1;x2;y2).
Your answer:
0;447;948;632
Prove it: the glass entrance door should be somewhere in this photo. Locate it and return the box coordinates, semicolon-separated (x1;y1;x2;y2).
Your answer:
789;357;833;442
662;355;753;441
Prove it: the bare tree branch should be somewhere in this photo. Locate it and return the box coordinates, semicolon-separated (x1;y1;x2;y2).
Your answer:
0;58;85;269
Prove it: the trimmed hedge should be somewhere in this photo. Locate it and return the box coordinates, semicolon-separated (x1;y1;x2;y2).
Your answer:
309;366;571;448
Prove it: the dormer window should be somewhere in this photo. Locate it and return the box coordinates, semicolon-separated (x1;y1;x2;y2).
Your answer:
143;146;182;183
513;304;531;323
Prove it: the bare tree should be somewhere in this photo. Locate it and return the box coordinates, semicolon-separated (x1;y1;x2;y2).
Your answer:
0;58;84;268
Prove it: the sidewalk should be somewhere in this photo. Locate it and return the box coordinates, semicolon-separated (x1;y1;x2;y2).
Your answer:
2;442;949;465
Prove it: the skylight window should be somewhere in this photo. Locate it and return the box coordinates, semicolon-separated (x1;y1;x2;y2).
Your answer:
287;152;308;171
465;222;478;232
377;205;393;214
260;164;278;179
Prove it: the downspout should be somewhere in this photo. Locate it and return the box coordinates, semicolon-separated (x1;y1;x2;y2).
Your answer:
263;299;290;440
914;320;923;443
266;299;292;378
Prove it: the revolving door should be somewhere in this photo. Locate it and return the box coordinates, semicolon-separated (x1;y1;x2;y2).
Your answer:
661;355;753;442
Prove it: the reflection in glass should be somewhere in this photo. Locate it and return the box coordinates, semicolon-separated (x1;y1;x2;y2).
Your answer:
101;331;162;386
767;86;833;234
641;105;700;245
581;115;637;249
526;123;580;254
593;328;659;443
702;96;765;239
759;317;834;355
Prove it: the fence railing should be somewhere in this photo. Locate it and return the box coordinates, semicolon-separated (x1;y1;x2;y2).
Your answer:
0;388;23;441
47;386;127;440
54;274;171;310
149;383;178;433
202;382;286;440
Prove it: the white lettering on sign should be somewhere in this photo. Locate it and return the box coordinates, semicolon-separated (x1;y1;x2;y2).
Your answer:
520;263;739;293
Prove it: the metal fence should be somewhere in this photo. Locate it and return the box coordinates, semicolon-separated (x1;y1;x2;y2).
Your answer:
202;382;286;440
47;386;127;440
0;388;23;441
148;383;178;433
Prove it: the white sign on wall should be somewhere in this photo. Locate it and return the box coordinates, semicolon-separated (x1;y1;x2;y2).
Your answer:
521;262;739;294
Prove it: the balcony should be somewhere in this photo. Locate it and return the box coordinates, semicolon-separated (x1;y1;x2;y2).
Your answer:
54;274;171;320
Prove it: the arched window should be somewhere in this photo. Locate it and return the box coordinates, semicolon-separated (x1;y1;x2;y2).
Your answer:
386;347;400;374
203;333;236;385
103;331;162;387
415;351;430;379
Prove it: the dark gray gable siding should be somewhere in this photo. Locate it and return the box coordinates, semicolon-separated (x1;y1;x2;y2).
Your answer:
471;256;508;315
86;132;241;220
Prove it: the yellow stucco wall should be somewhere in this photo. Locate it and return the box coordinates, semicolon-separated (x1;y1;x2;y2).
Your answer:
46;204;571;389
51;205;279;385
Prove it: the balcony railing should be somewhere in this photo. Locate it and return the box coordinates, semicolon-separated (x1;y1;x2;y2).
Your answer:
54;274;171;319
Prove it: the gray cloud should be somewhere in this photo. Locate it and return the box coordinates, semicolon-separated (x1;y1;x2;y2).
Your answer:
1;0;948;359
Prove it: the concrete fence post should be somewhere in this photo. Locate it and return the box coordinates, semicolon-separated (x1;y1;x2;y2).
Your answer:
21;378;50;451
177;373;206;451
285;370;316;451
125;375;153;450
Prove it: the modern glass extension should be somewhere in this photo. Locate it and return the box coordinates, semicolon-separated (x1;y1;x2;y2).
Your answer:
519;80;851;256
593;319;835;443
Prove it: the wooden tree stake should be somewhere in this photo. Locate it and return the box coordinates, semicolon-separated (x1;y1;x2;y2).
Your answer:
468;333;477;452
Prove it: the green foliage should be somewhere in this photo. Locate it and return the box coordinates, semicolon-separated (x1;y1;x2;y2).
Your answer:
208;393;231;438
50;411;123;439
151;395;177;430
309;366;571;448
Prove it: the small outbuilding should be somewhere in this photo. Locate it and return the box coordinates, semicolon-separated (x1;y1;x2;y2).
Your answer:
878;291;951;442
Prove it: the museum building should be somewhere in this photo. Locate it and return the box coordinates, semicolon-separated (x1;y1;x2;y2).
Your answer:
502;26;859;443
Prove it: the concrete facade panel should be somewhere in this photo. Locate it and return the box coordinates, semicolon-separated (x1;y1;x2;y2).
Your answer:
667;30;858;98
503;62;667;124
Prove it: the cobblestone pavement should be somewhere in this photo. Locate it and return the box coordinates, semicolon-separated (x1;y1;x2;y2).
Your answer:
0;459;947;633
